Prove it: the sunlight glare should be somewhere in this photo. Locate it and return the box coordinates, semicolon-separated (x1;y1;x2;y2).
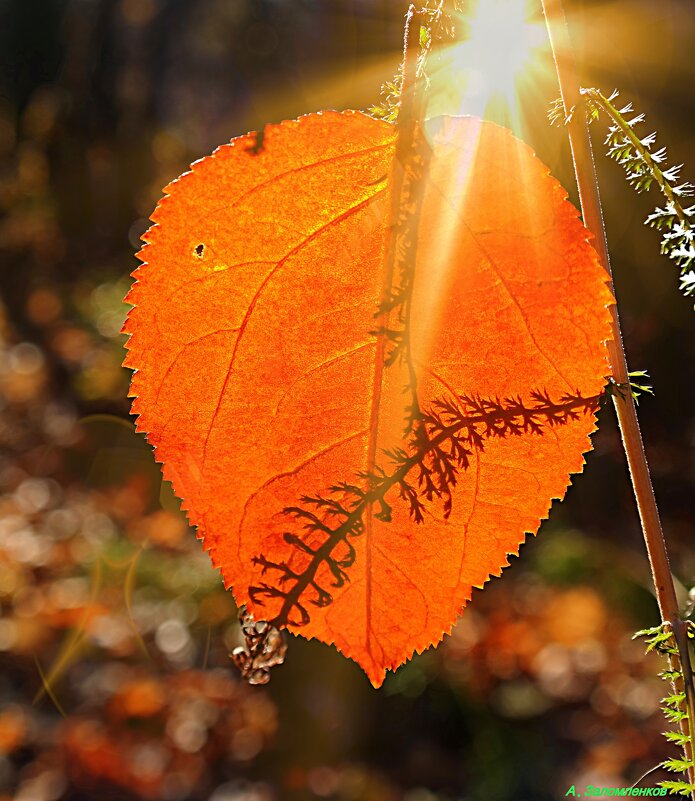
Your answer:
415;2;551;360
435;0;549;124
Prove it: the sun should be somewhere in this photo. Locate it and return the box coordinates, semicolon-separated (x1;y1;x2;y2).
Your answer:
429;0;550;127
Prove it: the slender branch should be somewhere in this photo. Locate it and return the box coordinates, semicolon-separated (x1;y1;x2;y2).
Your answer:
583;88;690;228
378;3;432;428
541;1;695;793
369;0;458;122
580;87;695;297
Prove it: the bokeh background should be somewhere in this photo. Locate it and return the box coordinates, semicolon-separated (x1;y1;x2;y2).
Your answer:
0;1;694;799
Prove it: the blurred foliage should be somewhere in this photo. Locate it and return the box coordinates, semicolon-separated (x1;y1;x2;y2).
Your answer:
0;0;694;800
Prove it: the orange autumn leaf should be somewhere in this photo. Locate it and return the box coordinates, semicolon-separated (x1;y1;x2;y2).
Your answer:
123;111;613;687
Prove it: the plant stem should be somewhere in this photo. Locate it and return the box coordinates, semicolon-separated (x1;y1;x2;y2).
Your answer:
584;87;690;228
541;0;695;792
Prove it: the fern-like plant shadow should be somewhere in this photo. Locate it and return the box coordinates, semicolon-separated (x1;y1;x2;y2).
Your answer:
249;387;603;629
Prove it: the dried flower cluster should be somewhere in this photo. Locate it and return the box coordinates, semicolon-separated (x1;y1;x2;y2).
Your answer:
229;605;287;685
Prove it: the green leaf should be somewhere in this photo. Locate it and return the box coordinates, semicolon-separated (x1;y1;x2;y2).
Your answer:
662;759;695;774
664;731;691;746
660;779;695;796
633;624;665;639
663;693;687;709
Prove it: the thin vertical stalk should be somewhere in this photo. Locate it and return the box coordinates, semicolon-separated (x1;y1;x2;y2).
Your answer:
541;0;695;793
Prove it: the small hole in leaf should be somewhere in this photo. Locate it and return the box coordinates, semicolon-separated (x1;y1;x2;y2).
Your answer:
194;243;205;258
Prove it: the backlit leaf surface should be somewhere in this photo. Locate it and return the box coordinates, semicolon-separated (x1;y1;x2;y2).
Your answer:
124;112;613;687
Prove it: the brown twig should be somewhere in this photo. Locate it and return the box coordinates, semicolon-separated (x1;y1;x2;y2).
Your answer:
541;0;695;793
